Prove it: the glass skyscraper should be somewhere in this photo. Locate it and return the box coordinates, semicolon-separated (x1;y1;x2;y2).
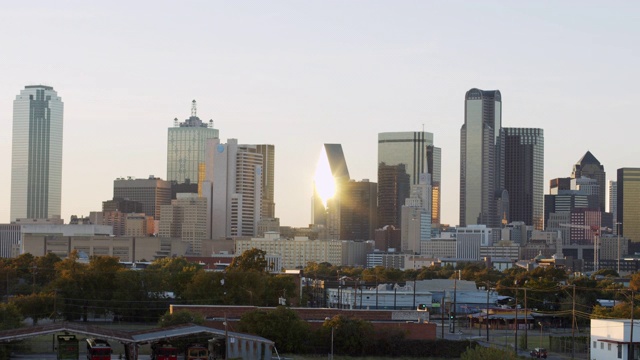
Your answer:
460;88;504;227
378;132;441;227
166;100;219;186
504;128;544;230
618;168;640;243
10;85;63;222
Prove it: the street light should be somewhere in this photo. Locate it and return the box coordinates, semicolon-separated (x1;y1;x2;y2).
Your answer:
325;317;334;360
538;321;543;348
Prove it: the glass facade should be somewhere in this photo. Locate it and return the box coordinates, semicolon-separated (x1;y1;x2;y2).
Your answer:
618;168;640;243
378;132;441;226
504;128;544;230
10;85;63;221
166;110;219;185
460;88;502;227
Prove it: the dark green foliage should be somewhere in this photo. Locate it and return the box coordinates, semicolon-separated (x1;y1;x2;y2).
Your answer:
461;345;521;359
238;306;311;353
158;309;204;327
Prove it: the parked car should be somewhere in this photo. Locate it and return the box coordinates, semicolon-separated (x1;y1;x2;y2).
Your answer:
530;347;547;358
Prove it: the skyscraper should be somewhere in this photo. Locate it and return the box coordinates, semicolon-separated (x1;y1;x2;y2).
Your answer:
167;100;219;187
312;144;350;236
113;176;172;220
377;163;410;228
504;128;544;230
609;181;618;234
378;132;441;227
617;168;640;243
204;139;263;238
460;88;504;227
10;85;64;222
340;179;377;240
571;151;606;212
255;144;276;219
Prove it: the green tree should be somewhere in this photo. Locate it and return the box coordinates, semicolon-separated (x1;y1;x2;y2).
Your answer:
238;307;311;353
323;315;374;356
146;257;201;298
10;292;55;325
0;303;23;360
49;251;89;321
227;248;269;273
158;309;204;327
111;270;167;322
183;271;226;304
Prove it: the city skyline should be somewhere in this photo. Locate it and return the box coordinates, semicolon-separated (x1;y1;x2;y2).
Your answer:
1;2;639;228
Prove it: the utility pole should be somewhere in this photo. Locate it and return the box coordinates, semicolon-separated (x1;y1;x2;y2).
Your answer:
452;276;457;334
572;284;576;360
630;290;635;360
515;285;518;354
486;286;490;342
524;287;528;350
617;222;622;275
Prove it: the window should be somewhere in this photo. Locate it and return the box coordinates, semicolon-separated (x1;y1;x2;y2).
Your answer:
601;342;604;349
594;341;597;348
608;343;611;350
618;344;622;358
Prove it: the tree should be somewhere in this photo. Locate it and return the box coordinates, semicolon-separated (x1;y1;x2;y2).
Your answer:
158;309;204;327
49;251;89;321
227;248;269;273
323;315;374;356
146;257;201;298
238;307;311;353
183;271;226;304
10;292;55;325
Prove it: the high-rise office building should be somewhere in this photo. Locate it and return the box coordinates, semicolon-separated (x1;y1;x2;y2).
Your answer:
204;139;263;238
10;85;64;222
460;88;504;227
609;181;618;234
572;151;606;213
401;173;432;254
377;163;410;229
504;128;544;230
339;179;377;240
618;168;640;243
312;144;350;238
378;132;441;227
167;100;219;187
159;193;208;254
113;176;172;220
255;144;275;219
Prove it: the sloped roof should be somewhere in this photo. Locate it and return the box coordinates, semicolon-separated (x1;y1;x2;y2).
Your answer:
576;151;601;166
0;322;273;345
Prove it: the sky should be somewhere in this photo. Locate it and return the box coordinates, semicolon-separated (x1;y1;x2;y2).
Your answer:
1;1;639;228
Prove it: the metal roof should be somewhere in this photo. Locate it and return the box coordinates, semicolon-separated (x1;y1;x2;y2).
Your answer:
0;322;273;346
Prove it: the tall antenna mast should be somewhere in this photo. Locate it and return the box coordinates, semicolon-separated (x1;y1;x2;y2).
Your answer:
191;100;197;117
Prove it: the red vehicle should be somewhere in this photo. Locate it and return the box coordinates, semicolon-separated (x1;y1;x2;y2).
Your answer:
85;338;111;360
186;344;209;360
151;341;178;360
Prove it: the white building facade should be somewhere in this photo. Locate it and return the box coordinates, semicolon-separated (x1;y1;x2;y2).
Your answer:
590;319;640;360
11;85;64;222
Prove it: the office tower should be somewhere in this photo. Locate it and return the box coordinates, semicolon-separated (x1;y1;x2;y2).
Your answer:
504;128;544;230
378;132;441;227
205;139;263;238
377;163;410;228
618;168;640;243
339;179;377;240
102;198;143;213
10;85;64;222
113;176;172;220
166;100;219;187
401;173;432;254
159;193;207;254
569;208;601;245
572;151;606;212
256;144;276;219
460;88;504;228
549;177;572;194
312;144;350;238
610;181;618;234
427;145;442;225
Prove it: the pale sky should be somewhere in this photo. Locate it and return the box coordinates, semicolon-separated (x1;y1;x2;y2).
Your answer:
1;1;639;228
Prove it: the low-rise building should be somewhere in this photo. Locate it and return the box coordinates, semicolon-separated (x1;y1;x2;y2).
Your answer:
590;319;640;360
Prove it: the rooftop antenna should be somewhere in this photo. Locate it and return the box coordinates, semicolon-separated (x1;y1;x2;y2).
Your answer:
422;123;424;132
191;100;197;117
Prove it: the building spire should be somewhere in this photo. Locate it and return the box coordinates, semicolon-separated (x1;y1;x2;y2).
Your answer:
191;100;197;118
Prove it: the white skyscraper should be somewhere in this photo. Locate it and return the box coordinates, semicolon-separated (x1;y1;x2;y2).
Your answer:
10;85;64;222
204;138;263;238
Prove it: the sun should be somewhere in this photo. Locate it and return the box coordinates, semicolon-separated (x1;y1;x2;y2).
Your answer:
314;148;336;208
